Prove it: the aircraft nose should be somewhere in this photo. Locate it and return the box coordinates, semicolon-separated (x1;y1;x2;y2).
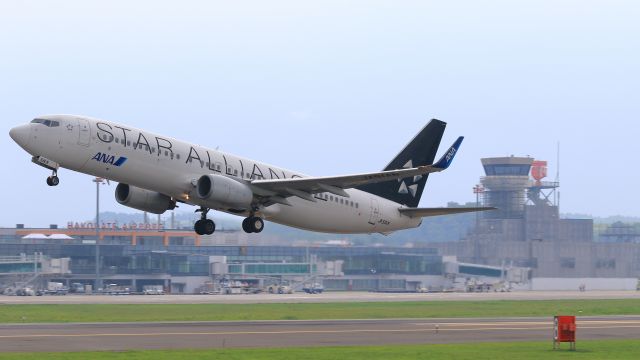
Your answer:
9;124;31;148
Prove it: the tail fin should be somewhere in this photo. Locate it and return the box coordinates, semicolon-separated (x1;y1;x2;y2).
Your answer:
356;119;446;207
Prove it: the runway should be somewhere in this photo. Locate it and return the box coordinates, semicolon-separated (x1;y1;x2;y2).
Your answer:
2;290;639;305
1;316;639;352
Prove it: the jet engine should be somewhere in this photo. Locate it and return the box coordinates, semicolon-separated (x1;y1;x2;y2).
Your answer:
115;183;176;214
196;174;253;209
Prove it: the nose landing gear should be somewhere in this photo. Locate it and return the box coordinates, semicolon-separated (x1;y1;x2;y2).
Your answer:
46;170;60;187
32;156;60;187
194;207;216;235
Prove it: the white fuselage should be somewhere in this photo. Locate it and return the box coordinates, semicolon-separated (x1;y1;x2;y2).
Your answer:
11;115;422;234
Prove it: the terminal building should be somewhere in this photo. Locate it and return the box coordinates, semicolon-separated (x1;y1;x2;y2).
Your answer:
0;226;458;293
0;222;532;294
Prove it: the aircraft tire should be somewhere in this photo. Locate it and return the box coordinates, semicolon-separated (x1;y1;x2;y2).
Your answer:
242;218;252;233
204;219;216;235
194;220;206;235
250;217;264;233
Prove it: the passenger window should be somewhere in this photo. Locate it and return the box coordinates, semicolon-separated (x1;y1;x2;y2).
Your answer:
356;203;359;209
234;170;238;176
176;154;181;160
115;138;119;143
165;151;169;156
330;196;334;201
127;141;131;146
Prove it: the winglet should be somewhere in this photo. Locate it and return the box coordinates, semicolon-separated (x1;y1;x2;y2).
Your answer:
433;136;464;170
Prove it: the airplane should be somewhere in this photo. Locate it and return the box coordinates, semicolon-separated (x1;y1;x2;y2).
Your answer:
9;115;493;235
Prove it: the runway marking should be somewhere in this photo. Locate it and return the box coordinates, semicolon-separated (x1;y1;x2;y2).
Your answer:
1;325;639;339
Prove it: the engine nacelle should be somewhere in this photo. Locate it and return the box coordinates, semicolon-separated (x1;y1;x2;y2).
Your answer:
196;174;253;209
115;183;176;214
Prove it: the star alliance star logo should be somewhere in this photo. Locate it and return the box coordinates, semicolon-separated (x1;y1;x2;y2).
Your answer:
398;160;420;197
66;124;74;131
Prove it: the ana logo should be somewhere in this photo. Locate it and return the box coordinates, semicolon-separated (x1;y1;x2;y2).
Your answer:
445;147;457;162
92;152;127;167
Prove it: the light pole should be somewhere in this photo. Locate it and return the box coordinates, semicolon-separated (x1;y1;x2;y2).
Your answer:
93;177;106;291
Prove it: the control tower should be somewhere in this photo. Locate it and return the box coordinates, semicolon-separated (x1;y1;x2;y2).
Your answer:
480;156;533;219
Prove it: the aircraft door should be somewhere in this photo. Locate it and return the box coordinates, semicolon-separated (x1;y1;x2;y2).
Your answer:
368;198;380;227
77;118;90;146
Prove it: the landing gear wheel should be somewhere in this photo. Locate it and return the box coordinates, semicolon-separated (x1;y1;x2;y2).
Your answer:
194;208;216;235
243;216;264;233
46;176;59;187
194;219;205;235
203;219;215;234
242;218;251;233
251;217;264;233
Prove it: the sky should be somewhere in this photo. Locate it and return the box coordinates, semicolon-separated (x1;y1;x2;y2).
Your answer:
1;1;639;227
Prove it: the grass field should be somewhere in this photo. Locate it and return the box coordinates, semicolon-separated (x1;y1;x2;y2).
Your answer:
0;299;638;323
0;341;639;359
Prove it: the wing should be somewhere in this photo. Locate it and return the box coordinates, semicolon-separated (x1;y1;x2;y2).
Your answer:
250;136;464;206
398;207;496;218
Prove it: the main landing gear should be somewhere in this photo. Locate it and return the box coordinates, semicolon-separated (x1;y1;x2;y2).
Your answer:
242;216;264;234
46;170;59;187
194;207;216;235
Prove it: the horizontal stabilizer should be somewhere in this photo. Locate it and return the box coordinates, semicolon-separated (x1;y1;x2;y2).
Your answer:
399;206;496;218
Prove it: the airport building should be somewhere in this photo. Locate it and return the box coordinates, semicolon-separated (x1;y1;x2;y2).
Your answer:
0;226;462;293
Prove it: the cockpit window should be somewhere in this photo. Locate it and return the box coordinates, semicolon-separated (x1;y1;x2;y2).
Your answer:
31;118;60;127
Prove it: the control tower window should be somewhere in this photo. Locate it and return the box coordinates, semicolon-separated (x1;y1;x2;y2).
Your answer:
484;165;530;176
